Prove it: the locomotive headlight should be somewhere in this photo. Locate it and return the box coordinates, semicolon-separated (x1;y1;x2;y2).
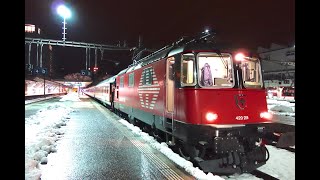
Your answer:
206;112;218;122
260;112;273;120
235;53;245;61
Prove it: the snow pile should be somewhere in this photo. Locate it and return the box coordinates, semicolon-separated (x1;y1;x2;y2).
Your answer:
267;99;295;117
25;103;74;179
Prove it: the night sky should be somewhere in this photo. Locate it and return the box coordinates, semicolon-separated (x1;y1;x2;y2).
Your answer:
25;0;295;76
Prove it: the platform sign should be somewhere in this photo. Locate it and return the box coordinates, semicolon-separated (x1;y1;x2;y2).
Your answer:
32;67;40;75
41;68;47;75
32;67;47;75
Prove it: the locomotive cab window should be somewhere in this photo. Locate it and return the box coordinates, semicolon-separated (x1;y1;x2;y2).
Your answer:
240;57;263;89
197;53;234;88
181;53;196;86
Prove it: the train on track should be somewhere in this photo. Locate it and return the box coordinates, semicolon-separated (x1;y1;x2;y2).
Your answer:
83;31;294;174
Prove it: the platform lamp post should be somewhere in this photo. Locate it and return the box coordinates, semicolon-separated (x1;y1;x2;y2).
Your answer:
57;5;71;42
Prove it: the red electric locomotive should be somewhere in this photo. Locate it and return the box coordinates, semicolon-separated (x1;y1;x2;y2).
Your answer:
85;32;281;174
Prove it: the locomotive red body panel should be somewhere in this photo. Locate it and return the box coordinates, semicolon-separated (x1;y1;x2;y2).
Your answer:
175;88;269;125
114;60;167;115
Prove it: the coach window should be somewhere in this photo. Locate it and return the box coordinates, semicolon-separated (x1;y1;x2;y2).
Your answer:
181;53;196;86
129;73;134;87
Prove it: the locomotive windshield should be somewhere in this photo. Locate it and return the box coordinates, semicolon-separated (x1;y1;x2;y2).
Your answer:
239;57;263;89
197;53;234;88
180;52;263;89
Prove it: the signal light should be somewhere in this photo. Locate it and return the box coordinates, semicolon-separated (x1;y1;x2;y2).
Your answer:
93;67;98;72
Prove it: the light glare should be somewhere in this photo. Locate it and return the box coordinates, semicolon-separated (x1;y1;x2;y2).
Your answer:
260;112;272;120
57;5;71;19
206;112;218;122
235;53;245;61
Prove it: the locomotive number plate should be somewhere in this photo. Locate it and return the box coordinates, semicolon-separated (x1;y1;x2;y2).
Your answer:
235;116;249;120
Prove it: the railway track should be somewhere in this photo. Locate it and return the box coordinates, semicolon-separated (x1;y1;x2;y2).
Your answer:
251;170;279;180
267;141;295;153
25;93;66;104
263;124;295;153
25;93;66;100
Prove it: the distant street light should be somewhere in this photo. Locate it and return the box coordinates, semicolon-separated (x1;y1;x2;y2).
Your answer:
57;5;71;41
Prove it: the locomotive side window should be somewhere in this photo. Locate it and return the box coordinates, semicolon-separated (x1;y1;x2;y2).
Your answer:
128;73;134;87
120;76;124;87
240;58;263;89
181;53;196;86
197;53;234;88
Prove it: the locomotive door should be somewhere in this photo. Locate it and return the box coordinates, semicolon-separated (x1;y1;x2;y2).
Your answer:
110;83;115;109
166;57;175;113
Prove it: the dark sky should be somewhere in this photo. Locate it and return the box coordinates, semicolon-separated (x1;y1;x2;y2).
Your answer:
25;0;295;75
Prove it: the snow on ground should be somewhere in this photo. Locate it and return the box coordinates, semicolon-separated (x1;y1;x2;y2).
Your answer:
267;98;295;117
257;145;295;179
25;93;78;179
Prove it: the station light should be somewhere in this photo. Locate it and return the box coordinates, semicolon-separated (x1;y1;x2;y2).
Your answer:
57;4;72;41
57;5;71;19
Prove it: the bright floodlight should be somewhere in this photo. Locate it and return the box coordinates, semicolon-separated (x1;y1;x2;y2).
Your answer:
57;5;71;19
57;4;72;41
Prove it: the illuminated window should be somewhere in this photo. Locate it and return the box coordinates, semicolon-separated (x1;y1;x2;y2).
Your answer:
25;24;35;33
181;53;196;86
197;53;234;88
240;57;263;89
